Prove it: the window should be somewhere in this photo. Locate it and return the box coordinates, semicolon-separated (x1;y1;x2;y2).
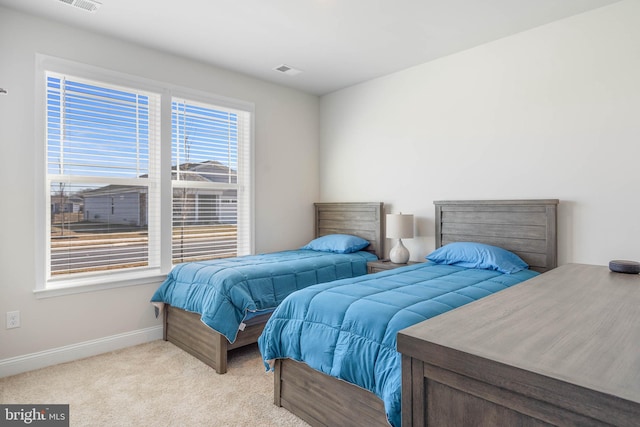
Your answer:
171;98;251;264
36;56;253;293
46;74;161;278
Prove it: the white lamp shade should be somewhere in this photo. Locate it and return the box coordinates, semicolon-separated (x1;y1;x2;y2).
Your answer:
386;213;414;239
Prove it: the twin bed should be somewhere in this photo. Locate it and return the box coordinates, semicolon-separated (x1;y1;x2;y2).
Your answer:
151;202;384;374
258;199;559;427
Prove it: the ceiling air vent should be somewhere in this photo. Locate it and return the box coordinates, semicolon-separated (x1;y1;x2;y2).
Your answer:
273;64;302;76
58;0;102;13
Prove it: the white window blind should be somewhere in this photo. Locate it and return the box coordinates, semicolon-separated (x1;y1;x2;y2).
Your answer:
46;72;161;280
171;98;251;263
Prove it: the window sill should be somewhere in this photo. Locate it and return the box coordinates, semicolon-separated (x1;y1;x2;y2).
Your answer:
34;270;167;299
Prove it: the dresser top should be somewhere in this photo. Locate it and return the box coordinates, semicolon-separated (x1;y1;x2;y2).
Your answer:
398;263;640;405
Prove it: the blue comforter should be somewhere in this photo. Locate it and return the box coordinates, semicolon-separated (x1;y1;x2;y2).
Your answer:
150;249;377;343
258;262;538;427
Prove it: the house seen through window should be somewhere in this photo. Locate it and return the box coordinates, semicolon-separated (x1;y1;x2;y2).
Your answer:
43;65;252;289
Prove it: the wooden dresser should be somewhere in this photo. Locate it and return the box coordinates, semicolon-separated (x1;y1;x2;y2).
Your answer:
397;263;640;426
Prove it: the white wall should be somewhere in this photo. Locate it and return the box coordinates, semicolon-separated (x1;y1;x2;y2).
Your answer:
0;7;319;366
320;0;639;267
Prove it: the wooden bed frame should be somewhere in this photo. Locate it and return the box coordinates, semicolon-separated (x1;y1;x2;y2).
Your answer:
272;199;559;426
162;202;384;374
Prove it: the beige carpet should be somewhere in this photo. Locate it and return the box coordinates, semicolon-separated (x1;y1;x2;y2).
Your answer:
0;340;309;426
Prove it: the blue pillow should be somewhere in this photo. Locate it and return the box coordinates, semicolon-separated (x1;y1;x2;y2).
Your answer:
301;234;370;254
426;242;528;274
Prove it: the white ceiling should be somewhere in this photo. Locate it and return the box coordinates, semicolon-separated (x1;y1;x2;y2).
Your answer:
0;0;621;95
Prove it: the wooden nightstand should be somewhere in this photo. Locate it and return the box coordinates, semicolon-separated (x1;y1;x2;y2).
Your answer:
367;260;420;274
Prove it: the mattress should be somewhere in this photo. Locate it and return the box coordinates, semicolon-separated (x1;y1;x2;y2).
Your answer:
150;249;377;343
258;262;539;427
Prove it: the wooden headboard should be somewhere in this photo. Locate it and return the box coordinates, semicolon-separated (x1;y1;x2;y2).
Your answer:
434;199;558;273
314;202;385;259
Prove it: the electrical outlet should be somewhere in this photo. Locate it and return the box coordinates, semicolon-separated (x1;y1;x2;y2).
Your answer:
6;311;20;329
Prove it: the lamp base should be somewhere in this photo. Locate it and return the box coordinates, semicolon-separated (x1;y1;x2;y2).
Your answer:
389;239;410;264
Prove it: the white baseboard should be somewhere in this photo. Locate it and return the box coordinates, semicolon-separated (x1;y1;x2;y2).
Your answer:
0;325;163;378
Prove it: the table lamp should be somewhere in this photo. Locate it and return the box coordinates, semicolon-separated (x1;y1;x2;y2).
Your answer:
386;213;413;264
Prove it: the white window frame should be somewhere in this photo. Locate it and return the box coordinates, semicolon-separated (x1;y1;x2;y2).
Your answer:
34;55;254;298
